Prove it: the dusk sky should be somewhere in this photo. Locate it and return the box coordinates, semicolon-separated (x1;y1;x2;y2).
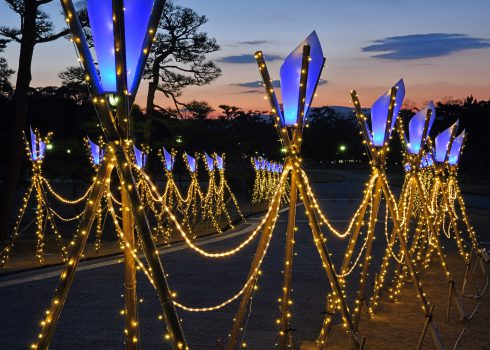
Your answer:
1;0;490;112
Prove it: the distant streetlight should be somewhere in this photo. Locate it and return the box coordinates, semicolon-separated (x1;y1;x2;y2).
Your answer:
339;144;346;152
176;135;183;144
66;149;71;154
281;147;287;153
46;144;53;151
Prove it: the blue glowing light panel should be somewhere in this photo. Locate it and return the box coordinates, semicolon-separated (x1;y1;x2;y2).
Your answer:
216;154;224;170
253;158;260;171
29;127;46;161
186;153;196;173
88;137;103;165
162;147;174;171
370;79;405;146
407;101;436;154
87;0;154;93
435;120;459;162
279;31;324;126
448;130;465;165
133;145;146;169
205;152;214;172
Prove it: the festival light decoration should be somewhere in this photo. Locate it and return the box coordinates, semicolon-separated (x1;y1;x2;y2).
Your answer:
0;128;68;266
32;0;188;348
219;33;365;350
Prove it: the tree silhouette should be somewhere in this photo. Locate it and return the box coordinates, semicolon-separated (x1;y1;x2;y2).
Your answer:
143;1;221;118
0;0;70;242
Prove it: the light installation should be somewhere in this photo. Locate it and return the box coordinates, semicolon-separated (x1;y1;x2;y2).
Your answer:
1;128;68;267
221;33;366;350
16;5;485;347
388;105;468;323
133;144;148;170
435;121;459;163
32;0;188;348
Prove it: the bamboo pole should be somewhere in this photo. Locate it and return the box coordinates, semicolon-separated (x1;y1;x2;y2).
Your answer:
379;175;444;350
226;167;289;350
353;179;382;330
279;172;298;349
295;167;361;350
113;145;187;349
36;157;114;349
122;184;139;348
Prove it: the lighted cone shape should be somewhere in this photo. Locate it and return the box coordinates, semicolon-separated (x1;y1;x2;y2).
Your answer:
434;120;459;163
186;153;196;173
204;152;215;172
88;136;104;165
86;0;154;93
215;154;224;170
29;127;46;161
162;146;175;171
260;158;267;171
133;145;147;169
369;79;405;146
279;31;324;126
253;158;260;171
448;130;465;165
406;101;436;155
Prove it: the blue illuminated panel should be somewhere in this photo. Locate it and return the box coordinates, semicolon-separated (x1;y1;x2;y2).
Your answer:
186;153;196;173
88;137;103;165
434;121;458;162
162;146;174;171
133;145;146;169
124;0;153;93
205;152;214;172
216;154;224;170
407;101;435;154
280;31;324;126
87;0;117;92
87;0;154;94
370;79;405;147
448;130;465;165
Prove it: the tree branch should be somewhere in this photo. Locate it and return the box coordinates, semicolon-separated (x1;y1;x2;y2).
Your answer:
36;28;69;43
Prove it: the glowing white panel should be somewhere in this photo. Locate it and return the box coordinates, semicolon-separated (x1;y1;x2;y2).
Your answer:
186;153;196;173
448;130;465;165
407;101;436;154
370;79;405;146
280;31;324;126
434;120;459;163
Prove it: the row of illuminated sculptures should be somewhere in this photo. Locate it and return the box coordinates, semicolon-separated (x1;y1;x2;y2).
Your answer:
0;132;255;267
15;0;487;349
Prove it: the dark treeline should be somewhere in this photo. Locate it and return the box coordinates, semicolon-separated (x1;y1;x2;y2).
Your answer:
1;87;489;186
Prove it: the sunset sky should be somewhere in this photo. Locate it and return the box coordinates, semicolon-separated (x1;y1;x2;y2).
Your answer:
1;0;490;113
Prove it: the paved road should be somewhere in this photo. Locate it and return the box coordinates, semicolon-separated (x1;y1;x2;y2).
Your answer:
1;179;489;349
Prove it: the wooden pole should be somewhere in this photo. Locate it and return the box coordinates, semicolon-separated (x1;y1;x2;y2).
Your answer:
279;172;298;349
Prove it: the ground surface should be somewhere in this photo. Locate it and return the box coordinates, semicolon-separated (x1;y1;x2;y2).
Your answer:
0;170;489;349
